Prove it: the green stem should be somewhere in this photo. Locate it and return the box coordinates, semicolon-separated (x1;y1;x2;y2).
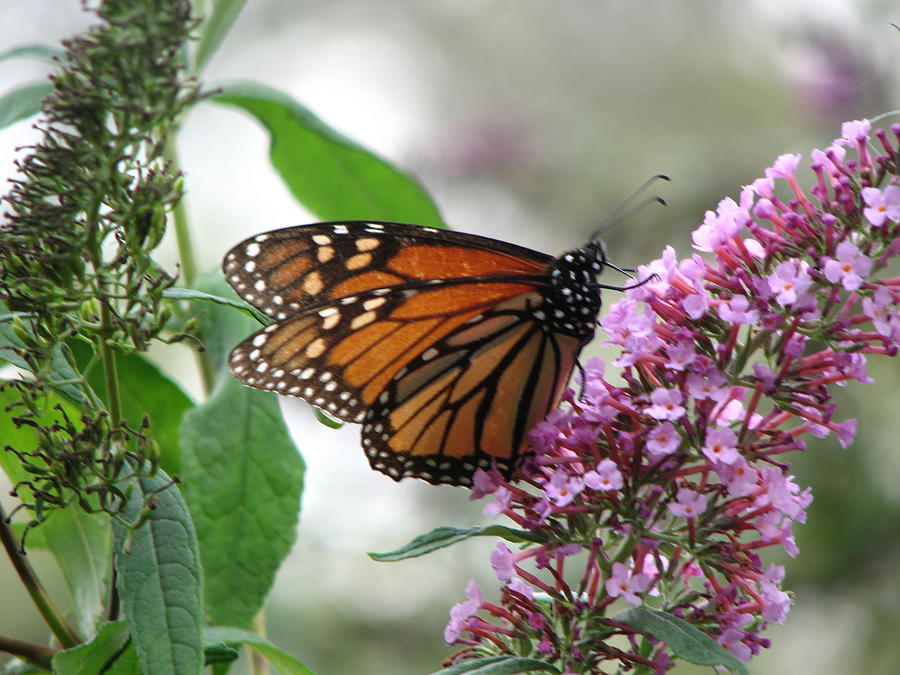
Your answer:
0;504;81;648
99;299;123;435
165;132;217;396
0;634;57;670
167;133;197;288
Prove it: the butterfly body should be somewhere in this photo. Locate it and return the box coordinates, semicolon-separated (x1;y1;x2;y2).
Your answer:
223;221;608;487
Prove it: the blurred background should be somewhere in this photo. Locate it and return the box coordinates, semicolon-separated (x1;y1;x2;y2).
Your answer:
1;1;899;673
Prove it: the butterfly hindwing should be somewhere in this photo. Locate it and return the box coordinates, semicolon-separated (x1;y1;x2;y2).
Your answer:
361;292;582;486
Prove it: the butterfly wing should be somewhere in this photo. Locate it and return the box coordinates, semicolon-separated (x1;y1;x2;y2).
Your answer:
222;221;553;319
227;278;543;424
361;291;583;486
223;221;586;486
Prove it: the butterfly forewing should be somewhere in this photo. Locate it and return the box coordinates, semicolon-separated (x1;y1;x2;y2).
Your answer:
223;221;552;319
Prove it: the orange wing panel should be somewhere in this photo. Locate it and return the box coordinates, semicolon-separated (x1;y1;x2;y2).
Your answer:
390;283;536;319
331;271;407;298
388;245;547;278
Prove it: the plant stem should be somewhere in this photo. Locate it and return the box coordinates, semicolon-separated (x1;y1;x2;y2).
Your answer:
165;132;217;395
0;504;81;648
0;634;56;670
167;133;197;289
249;611;270;675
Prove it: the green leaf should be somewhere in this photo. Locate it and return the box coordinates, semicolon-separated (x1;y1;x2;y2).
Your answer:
209;81;444;226
112;471;204;675
312;406;343;429
180;377;303;628
188;273;258;378
369;525;544;562
0;308;88;405
0;81;53;130
68;341;195;474
193;0;248;73
164;286;269;326
42;507;110;638
51;620;138;675
203;642;239;666
615;608;748;675
203;627;314;675
431;656;559;674
179;273;303;628
0;385;81;488
0;45;64;63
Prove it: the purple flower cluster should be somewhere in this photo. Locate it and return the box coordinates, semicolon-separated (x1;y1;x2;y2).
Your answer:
444;120;900;673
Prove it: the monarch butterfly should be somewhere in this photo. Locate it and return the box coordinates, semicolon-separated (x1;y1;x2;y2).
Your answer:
223;221;615;487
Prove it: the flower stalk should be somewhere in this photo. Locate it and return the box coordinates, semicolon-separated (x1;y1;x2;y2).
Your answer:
443;119;899;673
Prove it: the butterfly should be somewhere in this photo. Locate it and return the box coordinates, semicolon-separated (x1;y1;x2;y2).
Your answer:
223;220;614;487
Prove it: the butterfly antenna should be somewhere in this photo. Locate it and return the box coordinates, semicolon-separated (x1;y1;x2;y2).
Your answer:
603;260;636;279
589;174;670;240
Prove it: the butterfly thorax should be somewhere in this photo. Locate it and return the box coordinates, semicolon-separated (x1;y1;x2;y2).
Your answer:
543;241;606;342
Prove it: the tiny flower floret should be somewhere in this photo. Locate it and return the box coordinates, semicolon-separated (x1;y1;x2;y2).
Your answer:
862;185;900;227
668;488;707;518
765;153;801;179
584;458;624;491
647;422;680;457
702;427;741;465
490;542;517;582
646;387;686;421
605;562;650;606
767;259;812;306
823;240;872;291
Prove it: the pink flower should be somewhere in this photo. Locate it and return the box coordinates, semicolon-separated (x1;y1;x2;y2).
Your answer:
718;628;752;662
719;294;759;324
605;562;650;606
682;287;710;319
717;457;757;497
765;153;801;179
861;185;900;227
584;458;624;491
544;468;584;506
823;240;872;291
767;259;812;306
702;427;741;465
686;369;728;401
452;119;899;672
632;246;678;298
668;488;707;518
647;422;680;457
483;486;512;515
759;578;792;624
470;468;499;499
444;580;483;643
665;338;697;371
490;542;517;581
506;576;534;600
840;118;871;143
646;387;685;421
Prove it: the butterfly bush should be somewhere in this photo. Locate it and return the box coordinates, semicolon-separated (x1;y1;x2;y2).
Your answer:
443;120;900;673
